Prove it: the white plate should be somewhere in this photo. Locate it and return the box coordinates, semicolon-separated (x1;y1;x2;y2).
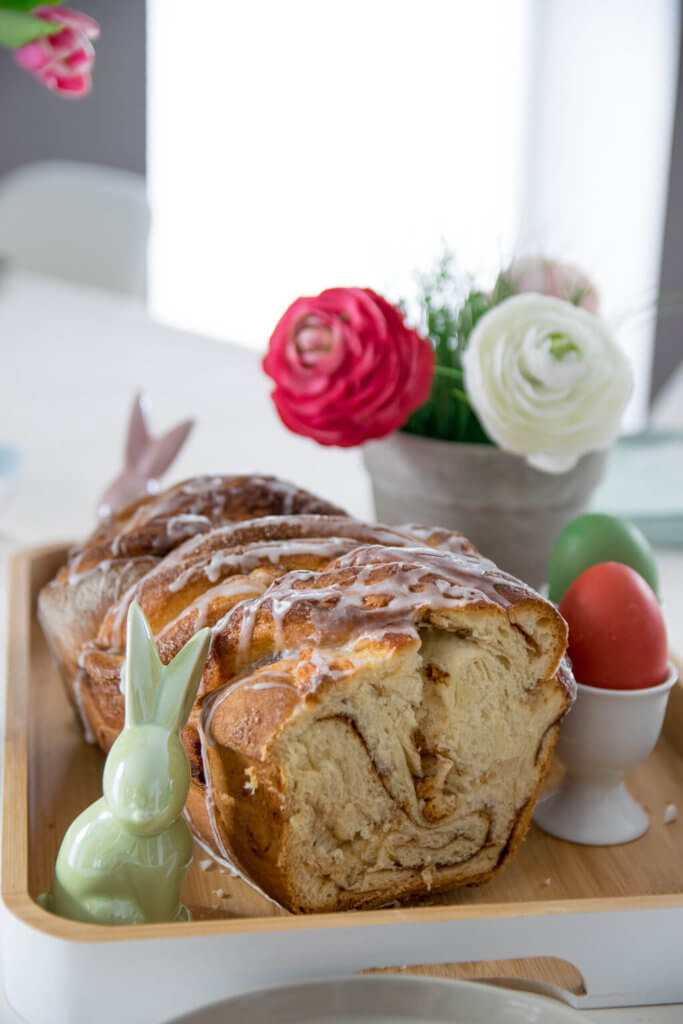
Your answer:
166;976;590;1024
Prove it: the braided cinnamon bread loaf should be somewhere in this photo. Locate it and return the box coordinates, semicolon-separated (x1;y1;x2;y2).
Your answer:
38;474;345;701
39;474;574;913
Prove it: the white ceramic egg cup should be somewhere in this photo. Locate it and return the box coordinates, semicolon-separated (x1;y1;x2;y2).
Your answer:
533;661;678;845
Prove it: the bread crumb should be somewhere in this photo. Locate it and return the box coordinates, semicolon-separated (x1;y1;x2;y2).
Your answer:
663;803;678;824
420;866;435;890
244;767;258;795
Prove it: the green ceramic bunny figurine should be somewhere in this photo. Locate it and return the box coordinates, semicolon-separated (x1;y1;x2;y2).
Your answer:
41;602;210;925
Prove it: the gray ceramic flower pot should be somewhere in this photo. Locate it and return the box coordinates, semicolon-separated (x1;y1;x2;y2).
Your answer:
362;432;608;588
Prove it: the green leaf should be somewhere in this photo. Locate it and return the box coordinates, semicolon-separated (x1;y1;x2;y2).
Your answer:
0;0;61;11
399;247;508;445
0;8;62;48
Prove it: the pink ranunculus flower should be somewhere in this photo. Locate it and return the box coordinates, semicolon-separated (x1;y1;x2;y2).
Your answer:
14;6;99;98
263;288;435;447
502;256;599;313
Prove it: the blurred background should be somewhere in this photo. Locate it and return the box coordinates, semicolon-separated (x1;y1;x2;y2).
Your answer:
1;0;682;431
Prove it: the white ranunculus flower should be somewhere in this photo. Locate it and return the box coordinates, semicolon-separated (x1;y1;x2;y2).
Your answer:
462;294;633;474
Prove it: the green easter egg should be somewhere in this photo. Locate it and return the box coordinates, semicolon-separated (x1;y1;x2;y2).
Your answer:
548;513;659;605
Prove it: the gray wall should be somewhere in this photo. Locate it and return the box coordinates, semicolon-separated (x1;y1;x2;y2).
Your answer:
652;14;683;401
0;0;146;178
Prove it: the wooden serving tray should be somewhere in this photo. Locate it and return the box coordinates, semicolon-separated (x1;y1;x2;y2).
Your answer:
3;544;683;1023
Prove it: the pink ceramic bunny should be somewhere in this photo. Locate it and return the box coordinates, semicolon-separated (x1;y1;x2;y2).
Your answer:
98;393;193;517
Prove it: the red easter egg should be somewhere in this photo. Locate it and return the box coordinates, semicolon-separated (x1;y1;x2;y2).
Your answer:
559;561;668;690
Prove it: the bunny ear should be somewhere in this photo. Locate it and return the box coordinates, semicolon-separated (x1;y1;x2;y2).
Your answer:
125;393;153;469
125;603;164;727
152;628;211;734
138;419;194;481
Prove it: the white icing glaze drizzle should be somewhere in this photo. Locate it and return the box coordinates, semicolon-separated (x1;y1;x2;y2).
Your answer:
222;544;523;667
166;513;212;540
166;523;420;594
180;476;226;495
110;577;145;648
164;577;269;639
69;475;345;575
244;679;293;692
199;547;529;750
67;558;112;587
200;541;547;741
152;476;340;540
335;545;524;604
203;537;357;583
400;523;472;554
236;601;259;659
305;646;352;685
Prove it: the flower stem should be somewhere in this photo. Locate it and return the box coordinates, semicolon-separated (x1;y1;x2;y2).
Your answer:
434;365;464;381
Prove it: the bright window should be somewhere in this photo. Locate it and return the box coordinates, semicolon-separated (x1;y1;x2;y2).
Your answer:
148;0;679;429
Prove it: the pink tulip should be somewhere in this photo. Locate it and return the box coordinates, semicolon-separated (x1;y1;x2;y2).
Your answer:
14;6;99;98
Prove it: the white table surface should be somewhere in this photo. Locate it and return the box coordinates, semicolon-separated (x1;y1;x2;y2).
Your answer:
1;268;682;1023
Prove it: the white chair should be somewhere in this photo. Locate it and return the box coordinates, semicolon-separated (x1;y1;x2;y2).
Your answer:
0;160;149;300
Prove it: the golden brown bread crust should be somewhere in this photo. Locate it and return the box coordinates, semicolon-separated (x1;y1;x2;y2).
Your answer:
38;474;574;914
71;516;479;748
38;475;345;694
38;555;157;697
64;474;347;573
